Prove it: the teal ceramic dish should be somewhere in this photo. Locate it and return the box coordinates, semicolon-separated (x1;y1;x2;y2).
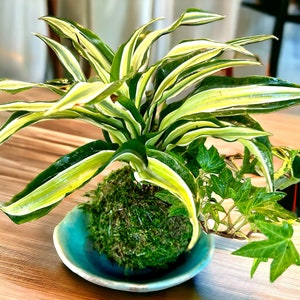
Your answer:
53;206;214;292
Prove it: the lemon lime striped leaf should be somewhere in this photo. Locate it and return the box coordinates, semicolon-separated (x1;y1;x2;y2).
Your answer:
220;114;272;148
166;39;254;59
179;8;224;25
135;39;254;110
41;16;113;66
0;101;53;111
95;96;143;138
113;8;223;82
145;58;260;132
143;50;223;130
44;81;123;115
118;95;145;130
159;84;300;130
35;33;86;82
69;106;129;144
153;58;261;108
148;148;198;196
134;63;161;109
0;79;40;94
152;49;224;106
109;139;148;172
71;106;124;129
191;75;300;114
74;21;114;64
167;126;270;151
110;43;126;81
197;74;300;90
71;19;114;64
86;50;123;92
239;139;274;191
131;9;223;77
0;140;118;223
228;34;277;47
158;119;220;148
0;79;66;96
41;16;112;82
159;118;268;149
0;101;128;145
0;139;149;224
0;110;81;144
133;148;199;250
111;18;159;81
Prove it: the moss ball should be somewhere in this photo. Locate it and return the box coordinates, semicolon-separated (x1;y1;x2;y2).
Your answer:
81;166;192;271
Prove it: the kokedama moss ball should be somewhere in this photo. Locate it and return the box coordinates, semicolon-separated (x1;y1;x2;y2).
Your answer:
81;166;193;271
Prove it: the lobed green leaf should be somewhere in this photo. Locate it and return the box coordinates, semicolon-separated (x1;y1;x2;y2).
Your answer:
233;221;300;282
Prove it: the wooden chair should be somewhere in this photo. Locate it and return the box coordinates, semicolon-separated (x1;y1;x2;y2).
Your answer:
242;0;300;77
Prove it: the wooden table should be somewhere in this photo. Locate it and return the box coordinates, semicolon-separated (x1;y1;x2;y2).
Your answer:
1;89;300;300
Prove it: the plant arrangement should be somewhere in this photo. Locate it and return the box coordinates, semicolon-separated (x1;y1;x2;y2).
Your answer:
1;8;300;283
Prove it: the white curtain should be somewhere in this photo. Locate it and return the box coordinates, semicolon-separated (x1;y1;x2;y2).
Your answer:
0;0;241;81
58;0;242;60
58;0;241;51
0;0;48;82
151;0;242;60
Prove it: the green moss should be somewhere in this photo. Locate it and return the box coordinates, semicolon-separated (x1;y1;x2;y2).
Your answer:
81;166;192;271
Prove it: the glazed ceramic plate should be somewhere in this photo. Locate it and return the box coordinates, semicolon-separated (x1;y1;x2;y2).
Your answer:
53;206;214;292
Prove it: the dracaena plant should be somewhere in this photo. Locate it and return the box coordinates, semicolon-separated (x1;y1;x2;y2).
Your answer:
0;8;300;281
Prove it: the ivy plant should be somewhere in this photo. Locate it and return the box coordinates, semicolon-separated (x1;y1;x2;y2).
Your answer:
0;8;300;281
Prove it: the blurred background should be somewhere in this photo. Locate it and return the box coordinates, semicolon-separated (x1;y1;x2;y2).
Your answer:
0;0;299;85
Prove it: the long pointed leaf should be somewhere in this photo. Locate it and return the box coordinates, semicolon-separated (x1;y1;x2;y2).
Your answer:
95;97;143;138
164;124;269;150
134;149;200;250
111;18;159;80
0;110;80;144
35;33;86;82
41;16;112;82
45;81;123;115
239;139;274;191
0;80;40;94
1;141;117;223
154;58;261;108
160;85;300;130
0;101;52;111
0;79;67;96
131;9;224;75
166;38;253;58
229;34;276;47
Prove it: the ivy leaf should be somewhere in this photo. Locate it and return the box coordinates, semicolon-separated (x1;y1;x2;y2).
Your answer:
202;200;226;229
234;187;295;222
196;141;225;173
233;221;300;282
233;178;252;205
251;258;268;278
210;168;235;199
